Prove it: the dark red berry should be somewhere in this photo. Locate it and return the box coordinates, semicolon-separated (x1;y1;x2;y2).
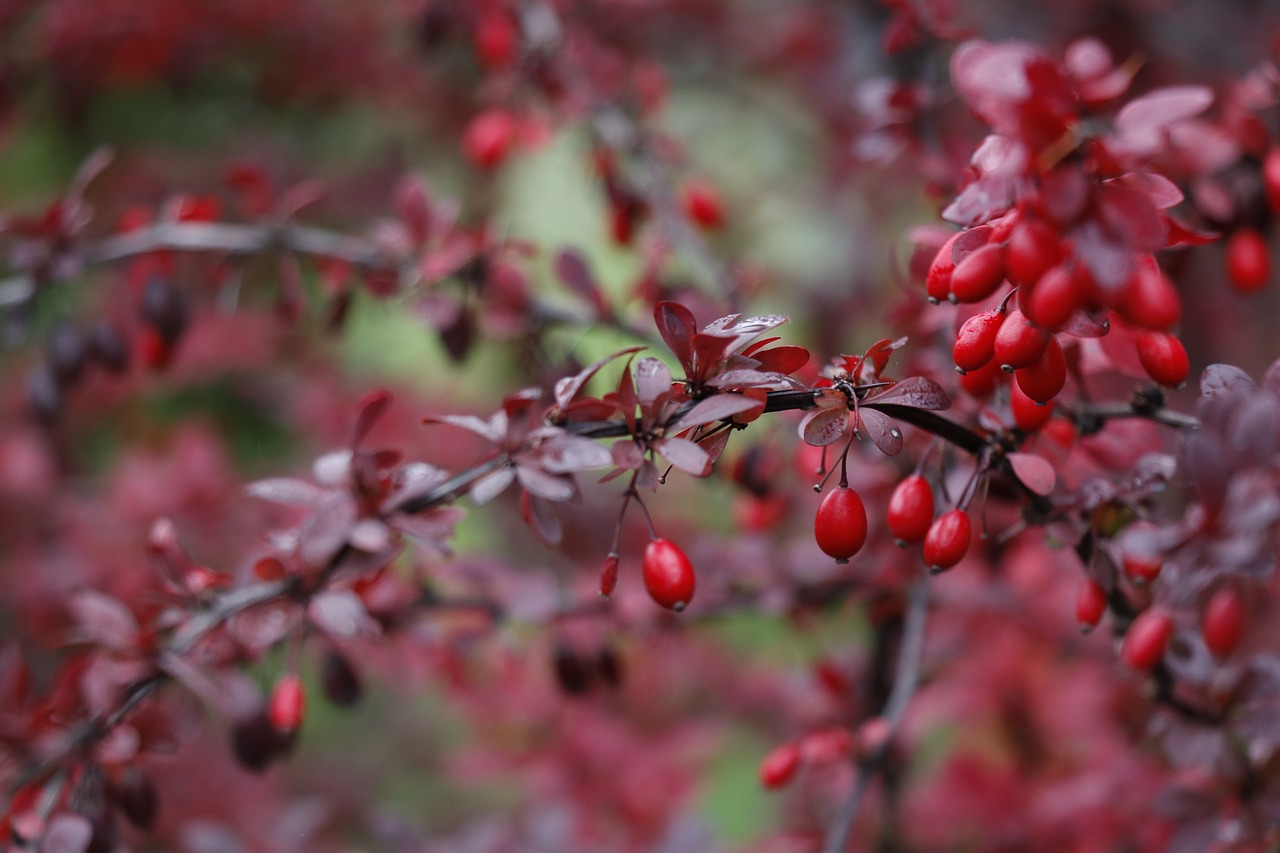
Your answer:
642;538;696;611
111;767;158;830
759;742;801;789
1264;147;1280;214
682;180;725;230
594;645;623;689
953;309;1004;374
1010;379;1054;432
47;321;88;386
140;277;189;344
1202;587;1245;658
1021;265;1078;330
994;310;1049;371
814;486;869;563
1004;218;1062;286
1226;228;1270;294
1135;331;1189;387
1014;335;1066;403
231;709;290;773
958;358;1004;398
1120;608;1173;670
599;552;620;598
26;363;63;424
1077;578;1107;632
949;243;1006;303
553;644;592;695
923;509;971;572
886;474;934;544
321;650;362;707
268;673;305;733
87;321;129;374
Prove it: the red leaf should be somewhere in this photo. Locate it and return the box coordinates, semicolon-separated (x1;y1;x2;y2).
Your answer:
866;376;951;410
553;347;645;409
1116;85;1213;151
309;590;380;638
656;437;712;476
515;465;577;502
69;590;139;652
555;248;609;317
470;466;516;505
800;407;849;447
634;357;673;406
246;477;329;507
539;436;614;473
1007;452;1056;495
352;389;392;448
654;301;697;373
858;407;903;456
751;345;810;375
666;394;761;434
395;175;433;245
299;493;358;567
521;490;563;547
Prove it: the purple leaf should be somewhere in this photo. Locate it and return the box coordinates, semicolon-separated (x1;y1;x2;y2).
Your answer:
423;413;502;443
612;440;644;470
553;347;645;408
539;436;614;473
858;407;903;456
699;428;732;464
654;301;697;372
634;357;673;406
298;493;358;567
394;175;434;244
706;369;803;391
246;477;328;507
555;248;609;316
690;332;733;379
867;376;951;410
1097;183;1165;252
69;590;139;652
309;590;380;638
752;345;809;375
381;462;449;511
1199;364;1256;401
470;465;516;505
1007;452;1056;495
800;407;849;447
521;491;563;547
40;814;93;853
656;437;712;476
392;507;464;554
352;389;392;447
666;394;761;434
1113;172;1183;210
228;601;302;651
515;465;577;502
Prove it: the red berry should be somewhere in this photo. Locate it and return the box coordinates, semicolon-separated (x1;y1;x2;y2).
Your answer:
599;552;620;598
1120;608;1173;670
734;494;787;533
759;742;801;789
1202;587;1245;658
922;509;971;572
1004;218;1062;286
1226;228;1270;294
925;233;961;303
1021;265;1078;330
1013;335;1066;404
886;474;934;544
814;486;869;563
1077;578;1107;632
473;12;518;69
463;109;517;170
1010;379;1054;432
682;180;726;230
949;243;1006;303
1135;331;1189;387
268;673;305;733
953;309;1004;374
958;358;1004;398
1118;259;1180;330
1264;147;1280;214
642;538;696;611
994;310;1050;371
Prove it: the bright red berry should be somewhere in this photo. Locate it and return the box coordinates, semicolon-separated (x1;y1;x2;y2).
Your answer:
1120;608;1173;670
958;358;1004;398
949;243;1006;303
759;742;801;789
1010;379;1054;432
925;233;961;303
268;673;305;733
1077;578;1107;632
463;109;517;170
599;552;620;599
922;508;971;572
642;538;696;611
994;310;1050;371
1021;265;1078;331
1014;335;1066;404
682;180;726;230
1202;587;1246;658
1135;331;1189;388
1226;228;1270;294
1118;260;1180;330
953;309;1004;374
814;486;869;563
1004;218;1062;286
886;474;934;544
473;11;518;69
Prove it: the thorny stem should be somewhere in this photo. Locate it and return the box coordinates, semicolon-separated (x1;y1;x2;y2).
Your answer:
822;575;930;853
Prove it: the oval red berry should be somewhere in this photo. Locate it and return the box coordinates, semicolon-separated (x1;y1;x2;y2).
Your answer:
643;538;696;611
923;509;971;572
814;486;869;562
886;475;934;544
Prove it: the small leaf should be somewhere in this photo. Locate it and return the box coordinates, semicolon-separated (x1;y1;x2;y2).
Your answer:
381;462;450;511
470;465;516;505
539;436;614;473
858;408;903;456
1116;85;1213;144
1007;452;1056;495
521;490;563;547
298;494;358;567
752;345;809;376
423;413;502;443
666;394;761;434
656;437;712;476
612;440;644;470
800;407;849;447
634;357;673;406
654;301;697;373
706;369;803;390
69;590;139;651
40;813;93;853
555;249;609;316
515;465;577;502
246;478;328;507
867;376;951;410
309;590;380;638
553;346;645;408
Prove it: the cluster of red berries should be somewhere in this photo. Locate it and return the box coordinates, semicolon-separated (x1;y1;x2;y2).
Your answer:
931;214;1192;400
813;476;972;573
